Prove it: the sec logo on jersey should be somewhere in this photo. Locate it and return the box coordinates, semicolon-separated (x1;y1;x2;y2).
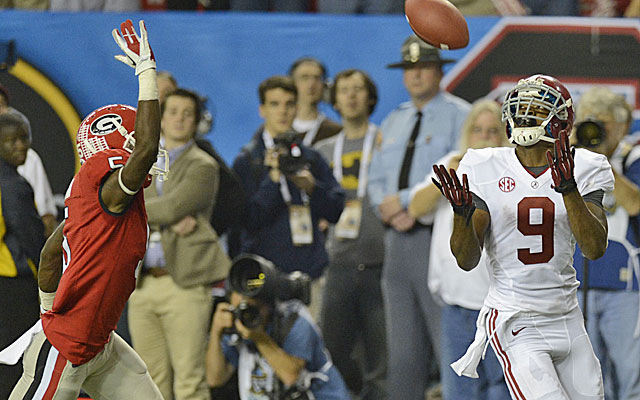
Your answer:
90;114;123;136
499;176;516;192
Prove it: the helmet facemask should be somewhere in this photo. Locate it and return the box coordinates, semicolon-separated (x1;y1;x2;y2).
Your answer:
502;76;573;147
112;119;169;181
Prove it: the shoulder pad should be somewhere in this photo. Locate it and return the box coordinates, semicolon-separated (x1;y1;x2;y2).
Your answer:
460;147;501;166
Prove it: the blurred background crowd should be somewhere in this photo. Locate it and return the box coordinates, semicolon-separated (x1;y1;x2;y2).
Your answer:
3;0;640;16
1;2;640;400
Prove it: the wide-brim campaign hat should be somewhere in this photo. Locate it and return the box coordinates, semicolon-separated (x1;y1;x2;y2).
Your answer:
387;35;456;69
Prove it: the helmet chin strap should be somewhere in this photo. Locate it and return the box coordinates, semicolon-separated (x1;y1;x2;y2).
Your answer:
508;117;556;146
150;148;169;181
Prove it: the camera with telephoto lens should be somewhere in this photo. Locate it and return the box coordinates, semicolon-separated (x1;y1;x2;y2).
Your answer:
575;119;606;148
228;254;311;305
273;131;308;175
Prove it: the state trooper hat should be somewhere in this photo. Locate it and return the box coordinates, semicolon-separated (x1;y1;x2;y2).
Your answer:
387;35;455;69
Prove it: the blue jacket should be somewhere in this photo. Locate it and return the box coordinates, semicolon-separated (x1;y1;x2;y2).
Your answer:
575;143;640;291
232;134;345;278
0;158;45;278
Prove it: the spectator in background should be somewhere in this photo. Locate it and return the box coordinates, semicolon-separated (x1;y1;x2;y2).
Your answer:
229;0;308;12
128;88;231;400
408;99;510;400
317;0;403;13
157;70;178;105
315;69;387;400
367;35;470;400
0;113;45;399
449;0;500;14
155;72;246;254
520;0;579;14
17;143;58;237
206;254;349;399
232;75;345;319
572;87;640;400
581;0;630;16
0;0;46;9
49;0;140;10
486;0;578;15
288;57;342;146
625;0;640;16
0;85;57;237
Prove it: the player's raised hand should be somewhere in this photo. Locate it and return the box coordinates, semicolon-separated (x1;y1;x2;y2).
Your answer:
432;164;475;225
546;131;577;194
112;19;156;75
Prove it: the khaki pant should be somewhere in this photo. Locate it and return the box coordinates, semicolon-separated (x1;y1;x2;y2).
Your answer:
308;274;326;324
129;274;213;400
9;330;162;400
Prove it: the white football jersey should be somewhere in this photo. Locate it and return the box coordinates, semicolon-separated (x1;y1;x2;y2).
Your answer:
457;147;614;314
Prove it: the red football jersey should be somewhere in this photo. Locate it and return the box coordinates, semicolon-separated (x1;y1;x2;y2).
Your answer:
41;149;148;365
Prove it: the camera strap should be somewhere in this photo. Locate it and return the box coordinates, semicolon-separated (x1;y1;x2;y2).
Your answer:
332;123;377;239
300;113;326;147
262;131;310;206
264;131;313;245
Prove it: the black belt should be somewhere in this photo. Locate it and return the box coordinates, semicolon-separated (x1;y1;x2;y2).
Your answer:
143;267;169;278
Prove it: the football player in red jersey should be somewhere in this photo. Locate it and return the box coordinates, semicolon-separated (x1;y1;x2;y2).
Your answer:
433;75;611;399
4;19;166;400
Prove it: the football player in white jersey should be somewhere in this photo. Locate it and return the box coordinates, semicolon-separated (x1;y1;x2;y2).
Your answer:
432;75;614;400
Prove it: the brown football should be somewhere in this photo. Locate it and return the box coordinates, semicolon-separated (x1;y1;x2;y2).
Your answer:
405;0;469;50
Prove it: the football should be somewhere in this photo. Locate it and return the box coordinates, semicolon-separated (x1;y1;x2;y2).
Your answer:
405;0;469;50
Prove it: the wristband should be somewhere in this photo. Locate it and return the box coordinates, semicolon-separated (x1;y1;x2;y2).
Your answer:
39;288;56;313
138;69;158;101
118;168;139;196
553;178;578;194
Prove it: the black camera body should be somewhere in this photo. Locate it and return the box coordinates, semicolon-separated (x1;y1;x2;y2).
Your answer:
575;119;606;148
227;301;262;330
228;254;311;305
273;131;308;175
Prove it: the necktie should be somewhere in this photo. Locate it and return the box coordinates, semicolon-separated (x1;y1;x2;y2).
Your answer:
398;111;422;190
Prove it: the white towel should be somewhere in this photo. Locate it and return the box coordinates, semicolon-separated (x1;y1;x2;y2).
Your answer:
0;320;43;365
450;306;490;378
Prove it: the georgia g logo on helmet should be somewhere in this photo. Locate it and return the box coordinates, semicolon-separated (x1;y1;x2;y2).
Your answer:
90;114;123;136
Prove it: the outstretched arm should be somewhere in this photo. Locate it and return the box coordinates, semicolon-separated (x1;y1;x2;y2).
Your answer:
253;332;305;386
101;19;161;214
38;221;65;311
234;317;305;386
450;209;490;271
432;165;490;270
546;132;608;260
206;302;236;387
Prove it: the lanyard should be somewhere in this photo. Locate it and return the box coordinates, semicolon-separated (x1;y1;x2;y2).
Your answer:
262;131;309;205
301;113;326;147
332;122;377;199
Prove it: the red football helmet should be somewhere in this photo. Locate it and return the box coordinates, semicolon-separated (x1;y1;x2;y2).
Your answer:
76;104;137;164
76;104;168;178
502;74;574;146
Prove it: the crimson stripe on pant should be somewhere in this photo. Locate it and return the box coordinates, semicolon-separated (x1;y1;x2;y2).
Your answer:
489;309;526;400
41;353;66;400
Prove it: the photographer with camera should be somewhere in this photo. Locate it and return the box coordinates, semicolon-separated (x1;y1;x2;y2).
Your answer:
232;76;345;319
206;254;349;399
572;86;640;399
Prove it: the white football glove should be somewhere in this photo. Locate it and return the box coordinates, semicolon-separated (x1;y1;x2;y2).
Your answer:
112;19;156;76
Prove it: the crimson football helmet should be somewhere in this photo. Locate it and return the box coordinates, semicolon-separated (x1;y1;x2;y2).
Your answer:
502;74;574;146
76;104;168;179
